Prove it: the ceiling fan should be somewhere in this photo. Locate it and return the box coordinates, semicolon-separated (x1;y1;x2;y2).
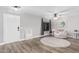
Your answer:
46;7;74;20
53;8;71;18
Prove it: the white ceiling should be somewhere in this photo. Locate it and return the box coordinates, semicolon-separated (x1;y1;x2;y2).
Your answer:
0;6;79;17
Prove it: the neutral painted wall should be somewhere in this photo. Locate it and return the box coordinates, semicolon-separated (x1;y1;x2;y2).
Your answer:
0;12;42;41
65;15;79;38
0;12;79;41
65;15;79;32
0;13;3;42
20;14;41;39
51;15;79;38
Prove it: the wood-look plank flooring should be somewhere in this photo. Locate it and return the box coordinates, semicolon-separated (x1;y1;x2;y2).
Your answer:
0;37;79;53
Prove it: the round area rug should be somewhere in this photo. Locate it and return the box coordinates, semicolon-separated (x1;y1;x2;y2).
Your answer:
40;37;71;47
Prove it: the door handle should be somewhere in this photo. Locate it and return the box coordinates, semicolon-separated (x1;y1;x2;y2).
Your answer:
17;26;20;31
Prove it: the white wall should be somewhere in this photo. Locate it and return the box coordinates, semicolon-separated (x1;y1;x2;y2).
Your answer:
51;15;79;37
65;15;79;33
20;14;41;39
1;11;79;41
0;13;3;42
0;12;42;42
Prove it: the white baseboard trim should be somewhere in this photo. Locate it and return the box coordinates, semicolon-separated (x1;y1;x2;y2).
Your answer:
0;35;47;45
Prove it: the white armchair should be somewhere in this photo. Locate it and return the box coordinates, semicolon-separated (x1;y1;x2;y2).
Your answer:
53;29;68;38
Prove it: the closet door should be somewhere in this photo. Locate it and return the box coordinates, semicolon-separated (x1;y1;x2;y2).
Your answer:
3;13;20;42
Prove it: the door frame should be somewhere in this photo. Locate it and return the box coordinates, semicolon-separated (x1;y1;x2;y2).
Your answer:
3;13;20;44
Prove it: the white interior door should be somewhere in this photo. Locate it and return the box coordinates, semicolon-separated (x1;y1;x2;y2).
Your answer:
3;13;20;42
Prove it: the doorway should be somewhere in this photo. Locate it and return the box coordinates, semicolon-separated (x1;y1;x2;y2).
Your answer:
3;13;20;43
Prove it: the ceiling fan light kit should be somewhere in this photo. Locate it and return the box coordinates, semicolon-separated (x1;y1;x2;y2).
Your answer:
53;17;58;20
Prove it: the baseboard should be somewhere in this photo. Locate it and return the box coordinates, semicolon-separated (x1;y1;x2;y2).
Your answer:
0;35;48;45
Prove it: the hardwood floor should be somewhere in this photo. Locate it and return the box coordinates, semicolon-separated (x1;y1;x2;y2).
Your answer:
0;37;79;53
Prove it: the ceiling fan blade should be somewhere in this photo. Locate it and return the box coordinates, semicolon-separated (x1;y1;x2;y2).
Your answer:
57;7;74;16
59;12;69;15
58;7;73;14
59;9;70;13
